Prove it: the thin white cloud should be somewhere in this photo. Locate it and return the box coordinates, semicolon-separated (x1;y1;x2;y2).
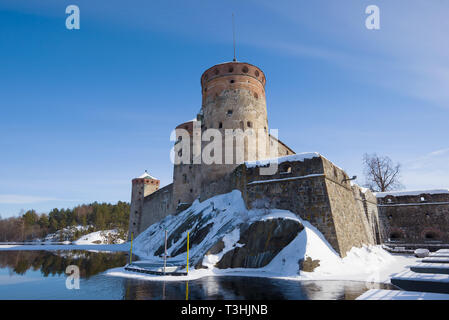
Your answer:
401;147;449;189
429;148;449;157
249;0;449;109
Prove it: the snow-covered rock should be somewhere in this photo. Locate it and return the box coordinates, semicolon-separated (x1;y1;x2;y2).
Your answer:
414;248;430;258
74;230;125;245
126;190;415;282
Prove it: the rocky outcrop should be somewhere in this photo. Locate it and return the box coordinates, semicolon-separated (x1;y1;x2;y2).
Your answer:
299;257;321;272
216;218;303;269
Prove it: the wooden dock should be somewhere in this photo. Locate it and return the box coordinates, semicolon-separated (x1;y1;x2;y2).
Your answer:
124;261;188;276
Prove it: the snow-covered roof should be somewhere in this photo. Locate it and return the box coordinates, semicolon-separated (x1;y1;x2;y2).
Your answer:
245;152;321;168
375;189;449;198
138;171;158;180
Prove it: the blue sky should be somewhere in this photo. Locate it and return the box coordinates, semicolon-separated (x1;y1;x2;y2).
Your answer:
1;0;448;217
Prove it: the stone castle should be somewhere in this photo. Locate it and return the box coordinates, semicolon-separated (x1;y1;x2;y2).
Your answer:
128;60;449;256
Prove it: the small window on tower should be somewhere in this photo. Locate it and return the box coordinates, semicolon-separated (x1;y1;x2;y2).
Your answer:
247;121;252;128
227;110;233;116
219;122;223;129
242;66;249;73
230;79;235;84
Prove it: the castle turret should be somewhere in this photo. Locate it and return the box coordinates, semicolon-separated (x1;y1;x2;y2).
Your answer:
128;171;160;239
199;61;270;181
172;120;201;211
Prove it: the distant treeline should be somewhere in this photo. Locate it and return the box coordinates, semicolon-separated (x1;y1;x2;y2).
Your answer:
0;202;130;242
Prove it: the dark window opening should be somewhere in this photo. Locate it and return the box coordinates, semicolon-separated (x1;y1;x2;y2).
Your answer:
390;232;402;240
230;79;235;84
227;110;233;116
219;122;223;128
247;121;252;128
281;165;292;174
425;232;439;240
242;66;249;73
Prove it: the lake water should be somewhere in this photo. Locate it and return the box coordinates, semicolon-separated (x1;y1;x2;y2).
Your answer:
0;250;395;300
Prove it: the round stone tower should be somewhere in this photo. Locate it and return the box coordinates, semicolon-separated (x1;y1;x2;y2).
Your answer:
199;61;270;181
128;171;160;238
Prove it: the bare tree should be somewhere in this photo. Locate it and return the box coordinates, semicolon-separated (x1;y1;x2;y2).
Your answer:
362;153;403;192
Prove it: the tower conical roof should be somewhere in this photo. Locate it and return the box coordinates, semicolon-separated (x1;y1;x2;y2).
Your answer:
137;171;157;180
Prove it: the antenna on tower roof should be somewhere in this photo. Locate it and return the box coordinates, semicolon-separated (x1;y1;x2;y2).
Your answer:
232;13;237;62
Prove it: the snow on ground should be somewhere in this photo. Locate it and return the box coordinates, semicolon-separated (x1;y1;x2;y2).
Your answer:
375;189;449;198
105;190;417;283
39;225;92;243
392;270;449;283
357;289;449;300
73;229;125;245
0;243;129;252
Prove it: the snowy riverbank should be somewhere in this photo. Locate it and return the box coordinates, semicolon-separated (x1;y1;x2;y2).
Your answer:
0;243;129;252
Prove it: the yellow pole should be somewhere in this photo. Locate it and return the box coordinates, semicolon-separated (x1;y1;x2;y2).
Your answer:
185;281;189;300
129;232;133;265
186;231;189;274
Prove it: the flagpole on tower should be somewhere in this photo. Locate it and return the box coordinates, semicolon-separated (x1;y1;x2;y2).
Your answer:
232;13;236;62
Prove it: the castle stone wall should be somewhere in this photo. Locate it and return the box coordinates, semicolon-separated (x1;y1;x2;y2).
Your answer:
377;191;449;243
352;185;382;244
239;155;376;256
321;156;374;254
